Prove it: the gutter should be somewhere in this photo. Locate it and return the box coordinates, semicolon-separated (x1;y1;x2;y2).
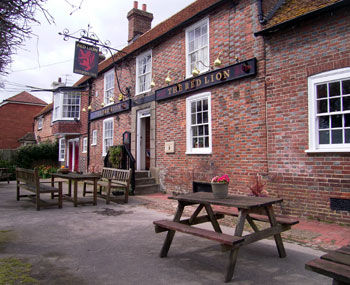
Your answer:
255;0;350;36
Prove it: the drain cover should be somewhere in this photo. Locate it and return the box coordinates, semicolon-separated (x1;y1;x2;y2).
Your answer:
94;208;133;216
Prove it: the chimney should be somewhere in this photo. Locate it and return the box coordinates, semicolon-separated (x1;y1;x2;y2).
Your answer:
127;1;153;44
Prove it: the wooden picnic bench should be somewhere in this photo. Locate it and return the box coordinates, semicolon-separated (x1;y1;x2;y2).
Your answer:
16;167;63;210
0;168;10;183
83;167;131;204
154;192;298;283
305;245;350;284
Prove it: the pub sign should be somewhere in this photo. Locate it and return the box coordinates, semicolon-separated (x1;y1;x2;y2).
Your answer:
73;41;99;77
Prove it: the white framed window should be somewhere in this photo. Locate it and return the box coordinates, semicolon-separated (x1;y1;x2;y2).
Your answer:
307;68;350;152
136;50;152;95
37;117;43;130
91;130;97;146
53;91;81;121
186;92;212;154
186;18;209;78
59;138;66;161
82;137;87;153
104;69;115;105
103;118;113;156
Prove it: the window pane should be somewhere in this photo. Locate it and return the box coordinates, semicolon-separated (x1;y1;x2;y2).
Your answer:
197;100;202;112
205;136;209;147
197;113;202;124
193;126;198;136
330;98;341;112
317;84;327;98
331;130;342;144
204;125;208;135
329;82;340;97
345;114;350;127
331;115;342;128
343;96;350;111
343;80;350;95
203;99;208;111
319;130;329;144
203;111;208;123
193;138;198;148
317;99;328;113
198;126;203;136
318;116;329;129
191;114;196;124
198;137;203;148
345;129;350;143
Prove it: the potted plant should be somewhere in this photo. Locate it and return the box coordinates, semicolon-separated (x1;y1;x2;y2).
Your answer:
211;174;230;198
248;175;268;197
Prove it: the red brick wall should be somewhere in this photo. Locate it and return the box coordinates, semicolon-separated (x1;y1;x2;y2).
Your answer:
155;1;266;193
0;103;45;149
264;8;350;224
34;112;55;142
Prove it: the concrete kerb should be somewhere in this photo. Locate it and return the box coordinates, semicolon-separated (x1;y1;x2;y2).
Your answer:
0;181;330;284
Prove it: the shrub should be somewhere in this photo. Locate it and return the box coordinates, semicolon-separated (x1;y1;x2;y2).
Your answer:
16;141;59;169
0;160;16;180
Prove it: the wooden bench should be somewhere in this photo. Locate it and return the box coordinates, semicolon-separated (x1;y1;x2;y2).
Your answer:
83;167;131;204
213;206;299;227
305;246;350;285
154;219;245;247
16;167;63;211
0;168;10;184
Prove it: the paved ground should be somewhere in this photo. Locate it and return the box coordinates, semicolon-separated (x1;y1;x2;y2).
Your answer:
0;181;346;284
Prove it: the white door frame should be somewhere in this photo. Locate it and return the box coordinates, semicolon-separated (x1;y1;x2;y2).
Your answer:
136;108;150;170
67;138;79;171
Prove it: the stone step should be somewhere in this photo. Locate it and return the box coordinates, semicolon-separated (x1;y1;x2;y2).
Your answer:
135;171;149;179
134;183;160;195
135;177;156;186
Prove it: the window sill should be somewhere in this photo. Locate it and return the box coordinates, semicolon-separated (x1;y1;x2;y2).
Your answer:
186;150;212;155
91;144;96;146
135;89;151;96
305;149;350;153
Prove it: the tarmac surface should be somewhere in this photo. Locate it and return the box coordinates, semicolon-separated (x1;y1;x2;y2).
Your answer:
0;180;348;284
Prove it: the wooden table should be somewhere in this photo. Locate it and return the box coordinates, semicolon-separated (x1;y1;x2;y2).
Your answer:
305;245;350;284
51;173;100;207
154;192;296;283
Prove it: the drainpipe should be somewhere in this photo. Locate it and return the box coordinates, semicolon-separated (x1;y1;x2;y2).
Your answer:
257;0;266;24
87;80;92;172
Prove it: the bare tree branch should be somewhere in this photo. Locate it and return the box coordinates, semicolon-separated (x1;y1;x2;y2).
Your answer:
0;0;54;75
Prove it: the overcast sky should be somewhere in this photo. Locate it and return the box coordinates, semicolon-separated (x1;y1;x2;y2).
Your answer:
0;0;192;103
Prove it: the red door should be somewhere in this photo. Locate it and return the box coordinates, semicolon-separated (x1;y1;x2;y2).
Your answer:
68;141;79;172
74;143;79;172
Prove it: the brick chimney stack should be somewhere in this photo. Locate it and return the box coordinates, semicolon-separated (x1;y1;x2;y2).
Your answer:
127;1;153;44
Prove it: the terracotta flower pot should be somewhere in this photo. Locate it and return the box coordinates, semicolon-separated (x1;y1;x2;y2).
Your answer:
211;182;228;198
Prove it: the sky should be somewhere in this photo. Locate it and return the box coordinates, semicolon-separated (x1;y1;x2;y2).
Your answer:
0;0;192;104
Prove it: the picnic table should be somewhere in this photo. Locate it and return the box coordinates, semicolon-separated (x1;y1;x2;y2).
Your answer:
51;172;100;207
154;192;298;283
305;245;350;284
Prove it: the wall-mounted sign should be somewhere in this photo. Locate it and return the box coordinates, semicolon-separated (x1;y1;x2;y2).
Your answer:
73;41;99;77
89;99;131;121
155;58;256;101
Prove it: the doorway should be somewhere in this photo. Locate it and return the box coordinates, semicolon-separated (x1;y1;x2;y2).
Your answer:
68;139;79;172
137;109;150;170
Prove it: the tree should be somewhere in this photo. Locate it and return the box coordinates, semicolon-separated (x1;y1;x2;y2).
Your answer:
0;0;53;75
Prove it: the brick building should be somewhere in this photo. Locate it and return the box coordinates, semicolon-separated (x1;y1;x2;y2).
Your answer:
0;92;47;149
34;103;54;143
73;0;350;224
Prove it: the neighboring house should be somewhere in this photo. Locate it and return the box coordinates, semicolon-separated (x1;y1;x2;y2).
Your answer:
34;103;55;143
256;0;350;224
0;91;47;149
72;0;350;225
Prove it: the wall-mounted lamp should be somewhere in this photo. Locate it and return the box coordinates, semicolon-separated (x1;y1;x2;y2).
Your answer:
118;93;124;101
165;71;171;85
109;97;115;103
214;51;222;67
150;78;156;88
101;102;105;107
82;107;86;112
192;66;200;77
88;105;92;111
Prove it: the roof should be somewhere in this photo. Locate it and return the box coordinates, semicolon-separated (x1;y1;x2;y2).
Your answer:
75;0;226;87
258;0;348;34
1;91;47;106
18;132;36;142
34;103;53;118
